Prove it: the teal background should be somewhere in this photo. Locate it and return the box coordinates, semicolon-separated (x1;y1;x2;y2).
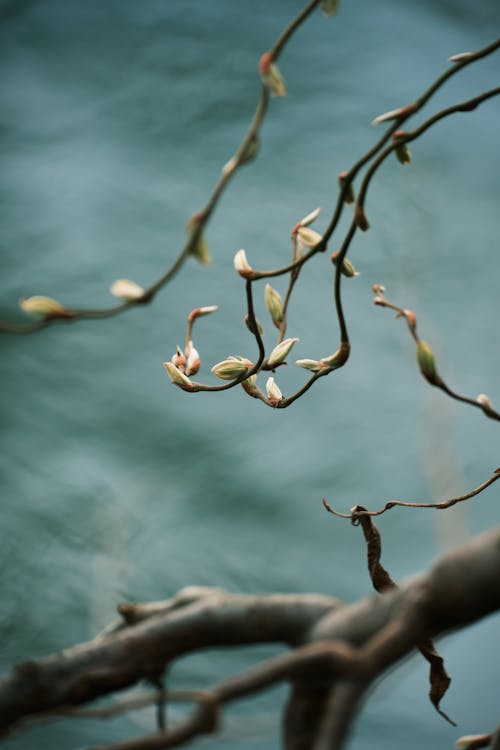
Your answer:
1;1;499;747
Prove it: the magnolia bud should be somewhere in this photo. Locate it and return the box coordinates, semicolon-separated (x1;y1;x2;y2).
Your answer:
296;358;322;372
19;295;72;318
338;171;355;204
241;374;259;398
298;207;321;228
211;356;252;381
477;394;495;416
163;362;195;391
234;249;253;278
331;251;359;278
264;283;284;327
267;337;299;368
392;130;412;165
185;341;201;376
244;314;264;337
371;103;416;126
171;346;186;371
186;213;211;266
354;204;370;231
320;343;350;369
240;134;260;164
266;376;283;404
448;52;474;63
188;305;218;322
259;52;286;97
319;0;340;16
416;341;440;384
110;279;144;300
297;226;323;248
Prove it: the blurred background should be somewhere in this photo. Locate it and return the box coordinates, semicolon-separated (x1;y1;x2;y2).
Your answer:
1;0;499;747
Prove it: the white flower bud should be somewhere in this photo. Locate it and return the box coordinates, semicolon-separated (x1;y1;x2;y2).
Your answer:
110;279;144;300
171;346;186;370
234;249;253;278
267;337;299;368
299;207;321;228
19;295;70;318
211;357;252;381
295;358;322;372
266;376;283;403
264;283;284;327
185;341;201;376
259;52;286;97
163;362;195;391
296;226;323;248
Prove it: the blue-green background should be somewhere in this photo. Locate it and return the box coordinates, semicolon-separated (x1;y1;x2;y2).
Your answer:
1;1;499;747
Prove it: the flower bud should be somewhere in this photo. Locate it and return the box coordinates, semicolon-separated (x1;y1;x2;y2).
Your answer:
264;283;284;327
416;340;440;384
267;337;299;368
338;171;355;204
244;314;264;337
371;103;416;126
392;130;412;165
163;361;195;391
211;356;252;381
19;295;72;318
234;249;254;278
298;207;321;228
296;358;322;372
266;376;283;404
186;213;211;266
185;340;201;376
240;134;260;165
110;279;144;301
477;394;495;416
455;736;487;749
354;204;370;231
331;251;359;277
296;226;323;248
241;374;259;398
320;0;340;16
320;343;350;369
448;52;474;63
171;346;186;371
188;305;218;322
259;52;286;97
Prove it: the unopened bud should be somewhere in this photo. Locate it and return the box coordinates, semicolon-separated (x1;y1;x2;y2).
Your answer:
186;213;211;266
338;172;355;204
319;0;340;16
416;340;440;384
354;204;370;231
392;131;412;165
296;358;322;373
455;736;488;749
188;305;218;322
372;283;386;294
211;356;252;381
259;52;287;97
19;295;72;319
234;249;254;278
371;103;416;126
110;279;144;301
297;226;323;248
477;394;495;415
264;283;284;327
244;314;264;337
266;376;283;404
240;134;260;164
331;251;359;278
298;207;321;228
448;52;474;63
241;374;259;398
320;343;350;369
185;340;201;376
163;361;195;391
267;337;299;368
171;346;186;371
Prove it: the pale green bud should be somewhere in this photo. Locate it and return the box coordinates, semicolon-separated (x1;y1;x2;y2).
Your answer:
163;362;195;391
392;131;412;165
266;376;283;403
267;337;299;368
244;314;264;337
320;0;340;16
295;359;322;372
297;226;323;248
331;251;359;278
320;343;350;369
19;295;71;318
416;340;440;384
264;283;284;327
259;52;287;97
110;278;144;300
211;357;252;381
241;374;259;398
